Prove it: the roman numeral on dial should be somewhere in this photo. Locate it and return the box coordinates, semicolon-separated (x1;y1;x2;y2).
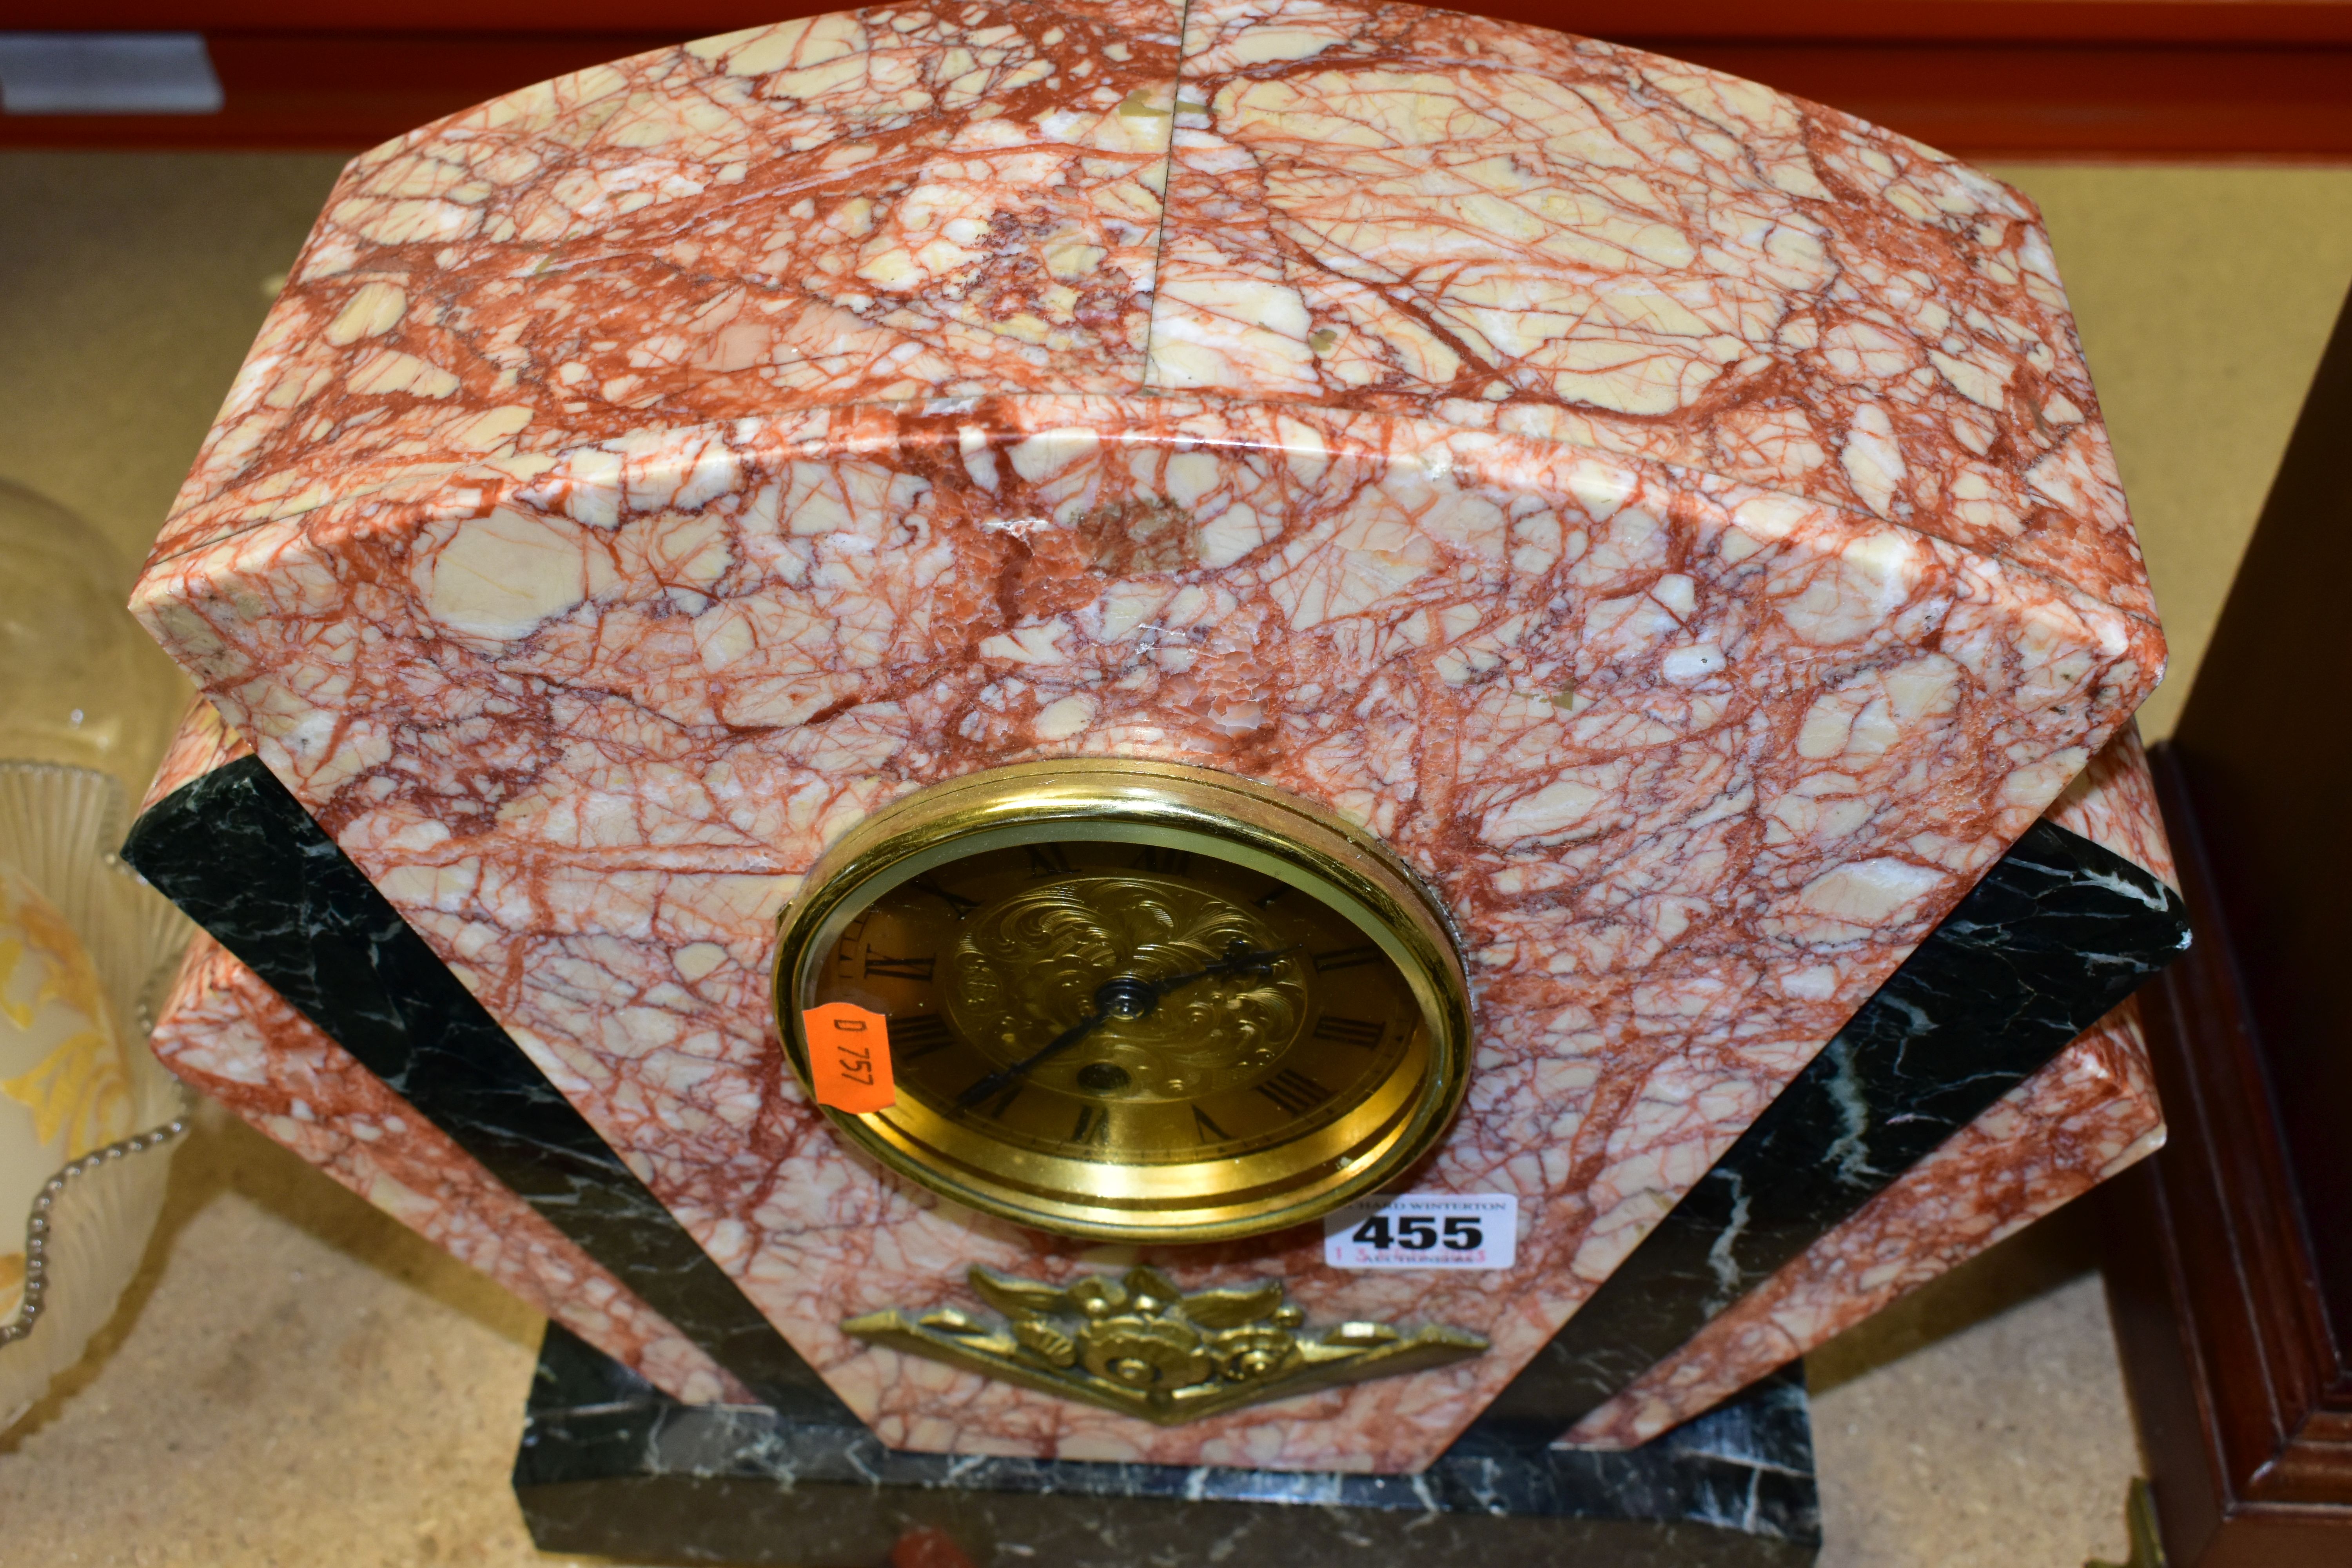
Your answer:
1311;1014;1384;1049
1255;1068;1334;1117
1069;1104;1112;1146
913;879;978;918
863;952;936;982
889;1013;956;1061
1192;1107;1232;1144
1312;944;1381;973
1025;845;1075;877
971;1081;1025;1121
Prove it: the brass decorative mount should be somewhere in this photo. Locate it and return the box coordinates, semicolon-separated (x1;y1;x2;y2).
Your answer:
843;1264;1487;1426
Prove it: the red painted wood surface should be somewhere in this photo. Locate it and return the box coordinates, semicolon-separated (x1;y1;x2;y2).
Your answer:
13;2;2352;44
0;1;2348;155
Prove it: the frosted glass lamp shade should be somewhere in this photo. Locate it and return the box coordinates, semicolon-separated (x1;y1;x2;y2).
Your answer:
0;764;192;1430
0;481;186;806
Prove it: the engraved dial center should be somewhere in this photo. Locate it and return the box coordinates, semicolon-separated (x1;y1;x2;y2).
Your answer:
944;876;1306;1105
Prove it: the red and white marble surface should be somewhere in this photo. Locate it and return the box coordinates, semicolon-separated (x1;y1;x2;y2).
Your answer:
1561;720;2174;1447
138;696;252;816
130;0;2164;1471
2044;719;2177;892
150;931;746;1406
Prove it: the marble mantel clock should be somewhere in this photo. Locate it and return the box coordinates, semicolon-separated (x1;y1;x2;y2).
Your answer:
117;0;2190;1559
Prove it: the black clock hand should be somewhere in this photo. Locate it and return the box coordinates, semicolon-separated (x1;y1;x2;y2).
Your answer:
954;942;1299;1109
956;1005;1116;1107
1140;941;1300;996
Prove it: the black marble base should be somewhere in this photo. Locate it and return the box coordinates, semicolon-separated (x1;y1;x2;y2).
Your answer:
515;1323;1820;1567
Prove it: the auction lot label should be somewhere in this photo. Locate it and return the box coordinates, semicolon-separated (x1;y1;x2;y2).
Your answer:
1323;1192;1517;1270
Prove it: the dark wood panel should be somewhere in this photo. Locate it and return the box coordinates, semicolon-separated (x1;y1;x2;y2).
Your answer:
2169;281;2352;1352
2105;755;2352;1566
2103;282;2352;1567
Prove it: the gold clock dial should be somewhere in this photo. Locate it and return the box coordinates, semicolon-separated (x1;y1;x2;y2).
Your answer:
773;762;1471;1242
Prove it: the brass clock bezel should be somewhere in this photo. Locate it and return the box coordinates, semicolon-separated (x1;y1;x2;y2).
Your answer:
771;759;1473;1243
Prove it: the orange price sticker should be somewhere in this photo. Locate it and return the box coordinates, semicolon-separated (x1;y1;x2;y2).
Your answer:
803;1002;897;1114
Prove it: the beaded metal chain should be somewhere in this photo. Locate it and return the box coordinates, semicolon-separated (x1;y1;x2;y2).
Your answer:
0;1116;190;1347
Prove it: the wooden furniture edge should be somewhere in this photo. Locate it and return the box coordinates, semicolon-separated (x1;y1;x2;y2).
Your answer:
2;10;2349;156
2104;749;2352;1567
2102;281;2352;1568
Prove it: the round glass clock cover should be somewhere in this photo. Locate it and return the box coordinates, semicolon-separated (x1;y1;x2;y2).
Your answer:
773;761;1472;1241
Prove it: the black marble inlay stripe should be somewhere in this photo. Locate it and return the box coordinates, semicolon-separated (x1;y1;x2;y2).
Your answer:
1462;818;2192;1446
122;756;848;1419
513;1321;1820;1568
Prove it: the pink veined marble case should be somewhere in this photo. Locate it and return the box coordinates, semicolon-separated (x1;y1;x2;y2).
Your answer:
130;0;2167;1472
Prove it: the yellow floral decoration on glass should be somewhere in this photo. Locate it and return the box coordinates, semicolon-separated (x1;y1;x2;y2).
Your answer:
0;865;132;1319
